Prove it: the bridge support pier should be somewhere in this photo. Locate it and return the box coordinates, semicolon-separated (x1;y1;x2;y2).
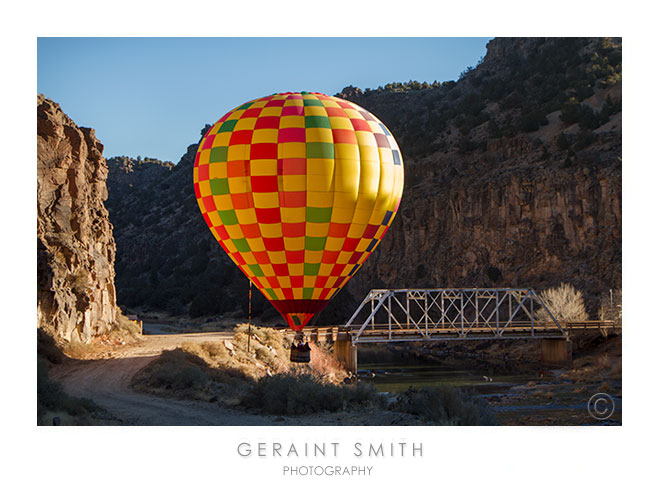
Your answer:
541;338;573;367
334;331;357;374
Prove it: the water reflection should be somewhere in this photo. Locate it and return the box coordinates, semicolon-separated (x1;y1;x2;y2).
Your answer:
358;349;539;395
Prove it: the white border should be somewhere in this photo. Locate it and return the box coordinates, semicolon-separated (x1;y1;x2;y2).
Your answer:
3;1;656;485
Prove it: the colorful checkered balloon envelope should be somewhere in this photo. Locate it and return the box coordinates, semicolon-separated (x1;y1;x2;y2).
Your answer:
193;92;404;331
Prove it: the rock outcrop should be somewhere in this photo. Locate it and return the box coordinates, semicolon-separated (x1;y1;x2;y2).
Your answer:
106;156;173;195
344;157;621;313
37;95;118;342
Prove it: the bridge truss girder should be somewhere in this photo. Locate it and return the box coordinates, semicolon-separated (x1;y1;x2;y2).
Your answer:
344;288;566;344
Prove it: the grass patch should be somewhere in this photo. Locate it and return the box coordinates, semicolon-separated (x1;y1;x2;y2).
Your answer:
390;386;497;425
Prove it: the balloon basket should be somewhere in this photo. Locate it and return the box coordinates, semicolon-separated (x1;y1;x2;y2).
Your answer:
290;346;311;363
290;332;311;363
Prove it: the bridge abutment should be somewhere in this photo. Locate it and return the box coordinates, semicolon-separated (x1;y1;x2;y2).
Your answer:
334;331;358;374
541;338;573;367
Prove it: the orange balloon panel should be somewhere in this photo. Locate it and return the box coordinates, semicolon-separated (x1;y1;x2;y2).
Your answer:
193;92;404;330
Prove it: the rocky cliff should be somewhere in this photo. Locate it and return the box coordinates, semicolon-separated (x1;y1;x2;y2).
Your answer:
106;37;622;322
336;37;622;315
106;156;174;195
37;95;118;342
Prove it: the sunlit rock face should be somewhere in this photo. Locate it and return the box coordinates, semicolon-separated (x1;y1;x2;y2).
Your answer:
37;95;118;343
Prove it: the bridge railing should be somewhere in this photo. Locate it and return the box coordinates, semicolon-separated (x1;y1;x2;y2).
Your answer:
343;288;569;343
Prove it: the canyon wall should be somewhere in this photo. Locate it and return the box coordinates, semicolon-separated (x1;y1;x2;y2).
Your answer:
37;95;118;342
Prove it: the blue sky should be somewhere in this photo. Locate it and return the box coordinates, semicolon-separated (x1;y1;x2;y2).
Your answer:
37;37;491;163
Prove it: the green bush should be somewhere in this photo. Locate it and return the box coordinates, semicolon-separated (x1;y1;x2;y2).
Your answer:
457;136;478;153
487;120;502;138
560;97;613;130
518;109;548;133
560;98;586;124
574;129;596;150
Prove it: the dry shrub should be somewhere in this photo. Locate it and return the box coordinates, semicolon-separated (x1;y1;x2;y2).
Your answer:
596;355;622;380
532;389;554;400
181;341;267;381
241;373;380;415
59;313;143;360
62;341;107;359
390;386;497;425
178;324;343;382
131;324;353;408
241;374;344;415
223;324;347;382
561;353;622;383
343;381;384;407
302;342;348;383
537;283;588;323
103;313;143;345
231;324;291;376
131;348;213;400
160;324;346;386
598;289;622;328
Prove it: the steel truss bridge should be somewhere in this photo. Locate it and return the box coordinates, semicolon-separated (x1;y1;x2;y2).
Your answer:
337;288;617;344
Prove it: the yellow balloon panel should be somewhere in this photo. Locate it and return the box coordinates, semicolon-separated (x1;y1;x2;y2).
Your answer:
193;92;404;330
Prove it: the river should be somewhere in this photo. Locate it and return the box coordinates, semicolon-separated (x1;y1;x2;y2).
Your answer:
358;355;539;395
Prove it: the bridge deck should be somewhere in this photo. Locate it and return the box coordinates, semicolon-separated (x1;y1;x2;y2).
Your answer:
295;320;617;343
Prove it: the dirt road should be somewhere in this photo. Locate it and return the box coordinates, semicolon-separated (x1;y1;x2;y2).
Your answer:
50;331;289;425
50;330;411;426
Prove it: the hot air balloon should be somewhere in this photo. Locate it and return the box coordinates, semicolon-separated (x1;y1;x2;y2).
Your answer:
193;92;404;361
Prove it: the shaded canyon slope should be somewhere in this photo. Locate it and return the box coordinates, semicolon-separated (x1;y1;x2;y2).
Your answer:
106;37;622;323
37;95;119;342
337;38;621;315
